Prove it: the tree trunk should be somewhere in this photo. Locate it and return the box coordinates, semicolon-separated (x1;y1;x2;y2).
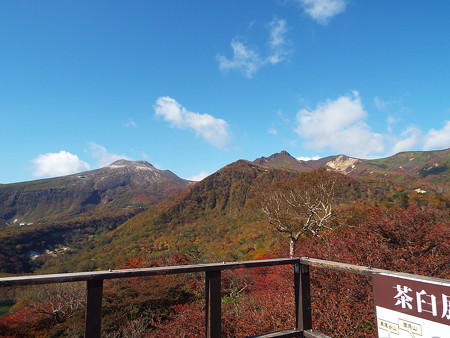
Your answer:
289;238;295;257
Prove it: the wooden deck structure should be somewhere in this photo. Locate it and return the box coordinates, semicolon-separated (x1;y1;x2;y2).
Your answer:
1;257;447;337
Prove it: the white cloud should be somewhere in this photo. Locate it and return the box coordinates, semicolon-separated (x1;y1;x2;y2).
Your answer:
423;121;450;150
296;156;321;161
390;127;422;155
154;96;231;149
32;151;90;178
88;142;131;167
217;38;264;78
217;18;290;77
267;18;290;64
188;171;210;182
294;91;384;158
298;0;347;25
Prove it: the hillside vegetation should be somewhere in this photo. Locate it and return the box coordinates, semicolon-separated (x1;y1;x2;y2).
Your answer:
0;149;448;337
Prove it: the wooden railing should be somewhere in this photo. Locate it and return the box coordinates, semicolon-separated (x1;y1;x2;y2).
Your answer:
2;257;446;337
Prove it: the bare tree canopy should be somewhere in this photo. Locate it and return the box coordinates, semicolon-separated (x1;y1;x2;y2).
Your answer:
260;168;340;257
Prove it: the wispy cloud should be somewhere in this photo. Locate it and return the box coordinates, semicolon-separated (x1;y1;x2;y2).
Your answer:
32;151;90;178
267;18;290;64
217;38;263;78
217;18;290;78
88;142;131;167
423;121;450;150
154;96;231;149
124;119;138;128
374;96;388;111
188;171;210;182
387;115;399;133
296;156;321;161
297;0;347;25
390;127;422;155
294;91;385;158
268;126;278;135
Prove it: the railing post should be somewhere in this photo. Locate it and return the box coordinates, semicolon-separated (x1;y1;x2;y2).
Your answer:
294;261;312;331
84;279;103;338
205;270;221;338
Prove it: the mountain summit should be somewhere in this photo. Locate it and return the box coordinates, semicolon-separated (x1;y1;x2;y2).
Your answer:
253;150;312;170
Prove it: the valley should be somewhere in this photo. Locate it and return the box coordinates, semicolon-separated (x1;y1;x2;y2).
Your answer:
0;148;448;337
0;149;448;275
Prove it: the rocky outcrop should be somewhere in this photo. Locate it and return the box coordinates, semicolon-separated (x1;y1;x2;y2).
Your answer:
326;155;360;174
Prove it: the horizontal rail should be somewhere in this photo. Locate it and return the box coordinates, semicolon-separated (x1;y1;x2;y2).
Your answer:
3;257;445;337
0;257;300;287
0;257;306;338
300;257;449;283
247;328;327;338
2;257;446;288
248;328;302;337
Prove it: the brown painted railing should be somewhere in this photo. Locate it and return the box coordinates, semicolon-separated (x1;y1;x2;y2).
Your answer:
2;257;446;337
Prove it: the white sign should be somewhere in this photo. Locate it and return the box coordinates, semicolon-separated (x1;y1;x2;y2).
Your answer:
373;273;450;338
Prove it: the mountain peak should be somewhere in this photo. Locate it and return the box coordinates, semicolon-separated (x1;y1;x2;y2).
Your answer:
253;150;311;171
107;160;156;169
0;159;190;224
279;150;291;156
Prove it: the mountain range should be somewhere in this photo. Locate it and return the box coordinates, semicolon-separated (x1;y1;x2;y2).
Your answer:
0;148;448;274
254;148;450;193
0;160;191;226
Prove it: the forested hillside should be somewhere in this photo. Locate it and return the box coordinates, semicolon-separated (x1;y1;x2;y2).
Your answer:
0;150;448;337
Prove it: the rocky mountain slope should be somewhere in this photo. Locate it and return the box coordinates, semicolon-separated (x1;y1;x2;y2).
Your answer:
254;148;450;194
0;160;191;225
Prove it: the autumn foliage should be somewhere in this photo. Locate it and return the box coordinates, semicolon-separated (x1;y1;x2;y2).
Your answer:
0;158;448;338
147;206;449;337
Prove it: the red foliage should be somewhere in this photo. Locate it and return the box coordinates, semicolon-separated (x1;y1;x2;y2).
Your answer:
300;205;449;278
0;306;48;337
2;206;447;337
150;206;449;337
295;205;449;336
150;265;297;337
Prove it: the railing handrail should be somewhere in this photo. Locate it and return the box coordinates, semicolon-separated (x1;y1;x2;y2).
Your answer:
1;257;309;338
2;257;447;337
300;257;450;283
0;257;299;287
1;257;447;287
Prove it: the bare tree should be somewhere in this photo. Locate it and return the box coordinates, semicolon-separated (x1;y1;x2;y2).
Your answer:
18;282;86;323
260;168;339;257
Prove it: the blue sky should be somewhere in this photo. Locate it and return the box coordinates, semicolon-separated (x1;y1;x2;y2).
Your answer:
1;0;450;183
